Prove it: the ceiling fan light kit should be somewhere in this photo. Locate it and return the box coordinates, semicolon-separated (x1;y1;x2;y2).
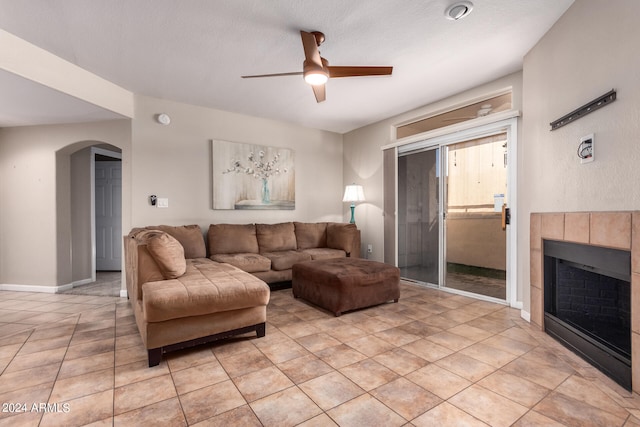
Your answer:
303;60;329;85
445;1;474;21
304;72;328;86
241;30;393;103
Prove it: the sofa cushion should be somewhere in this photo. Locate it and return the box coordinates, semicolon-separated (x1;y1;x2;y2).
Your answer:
256;222;297;252
261;250;312;271
327;223;358;254
294;222;327;249
143;231;187;279
210;253;271;273
142;260;270;323
300;248;346;260
208;224;259;255
152;225;206;259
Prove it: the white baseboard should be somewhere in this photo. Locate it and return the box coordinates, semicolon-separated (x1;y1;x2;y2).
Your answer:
511;301;523;310
0;283;72;293
520;309;531;322
120;289;128;298
72;278;94;287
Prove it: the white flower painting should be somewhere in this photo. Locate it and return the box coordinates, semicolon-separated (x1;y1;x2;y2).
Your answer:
212;140;295;210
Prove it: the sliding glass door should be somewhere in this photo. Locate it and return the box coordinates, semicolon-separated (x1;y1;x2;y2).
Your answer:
443;133;508;299
397;147;440;284
393;119;515;303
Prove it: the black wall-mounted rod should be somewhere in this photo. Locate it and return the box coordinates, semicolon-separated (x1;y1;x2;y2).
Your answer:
550;89;616;131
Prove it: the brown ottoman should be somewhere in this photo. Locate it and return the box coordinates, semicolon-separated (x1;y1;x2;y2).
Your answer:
292;258;400;316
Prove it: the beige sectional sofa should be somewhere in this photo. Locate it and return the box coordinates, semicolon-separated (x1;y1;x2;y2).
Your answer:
208;222;361;283
124;222;360;366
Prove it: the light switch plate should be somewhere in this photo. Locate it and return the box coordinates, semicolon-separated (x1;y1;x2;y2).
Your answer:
157;198;169;208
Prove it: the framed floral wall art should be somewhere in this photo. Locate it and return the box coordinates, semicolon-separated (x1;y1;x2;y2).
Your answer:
211;140;295;210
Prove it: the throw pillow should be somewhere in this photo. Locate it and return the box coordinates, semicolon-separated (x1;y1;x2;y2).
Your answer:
144;231;187;279
152;224;206;259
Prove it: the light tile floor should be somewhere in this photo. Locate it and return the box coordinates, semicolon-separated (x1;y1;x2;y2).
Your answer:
1;282;639;426
399;267;506;299
59;272;122;297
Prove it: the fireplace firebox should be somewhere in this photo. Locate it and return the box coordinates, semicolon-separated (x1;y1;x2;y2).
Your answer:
544;239;631;390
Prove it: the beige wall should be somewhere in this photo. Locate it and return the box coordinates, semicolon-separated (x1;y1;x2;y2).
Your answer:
520;0;640;313
0;95;343;290
70;147;92;282
0;120;131;288
130;95;344;231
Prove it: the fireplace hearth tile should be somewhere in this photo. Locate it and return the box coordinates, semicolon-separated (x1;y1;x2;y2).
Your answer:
541;213;564;240
590;211;631;249
564;212;590;244
633;212;640;274
530;286;542;328
633;273;640;334
530;249;542;289
530;213;541;250
633;332;640;391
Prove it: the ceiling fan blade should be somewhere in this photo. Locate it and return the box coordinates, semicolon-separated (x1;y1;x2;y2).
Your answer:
242;31;393;103
300;31;322;67
241;71;302;79
327;66;393;78
312;84;326;103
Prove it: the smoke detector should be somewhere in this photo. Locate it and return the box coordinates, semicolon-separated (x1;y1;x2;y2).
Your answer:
445;1;474;20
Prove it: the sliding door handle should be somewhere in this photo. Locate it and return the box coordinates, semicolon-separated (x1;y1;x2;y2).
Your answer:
501;204;510;230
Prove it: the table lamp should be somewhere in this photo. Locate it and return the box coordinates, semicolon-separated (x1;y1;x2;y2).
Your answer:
342;184;365;224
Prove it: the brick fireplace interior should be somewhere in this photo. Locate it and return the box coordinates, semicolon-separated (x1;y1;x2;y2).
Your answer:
530;211;640;393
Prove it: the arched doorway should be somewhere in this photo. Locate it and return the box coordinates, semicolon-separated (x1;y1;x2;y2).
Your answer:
57;141;123;296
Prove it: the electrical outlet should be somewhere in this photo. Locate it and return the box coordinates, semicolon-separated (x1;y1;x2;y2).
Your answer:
579;133;594;164
367;244;373;253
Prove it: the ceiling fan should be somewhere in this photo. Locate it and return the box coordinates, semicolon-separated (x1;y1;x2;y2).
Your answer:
241;30;393;103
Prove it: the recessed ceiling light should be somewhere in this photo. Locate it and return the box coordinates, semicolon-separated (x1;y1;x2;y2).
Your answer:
445;1;474;21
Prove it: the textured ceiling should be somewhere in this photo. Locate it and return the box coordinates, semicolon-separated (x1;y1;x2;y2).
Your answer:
0;0;573;133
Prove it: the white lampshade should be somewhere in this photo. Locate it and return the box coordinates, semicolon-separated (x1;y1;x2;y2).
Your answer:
342;184;365;203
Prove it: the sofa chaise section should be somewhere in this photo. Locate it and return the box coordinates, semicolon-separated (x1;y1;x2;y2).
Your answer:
124;226;270;367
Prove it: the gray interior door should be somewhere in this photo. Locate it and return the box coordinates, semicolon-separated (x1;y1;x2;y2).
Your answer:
95;160;122;271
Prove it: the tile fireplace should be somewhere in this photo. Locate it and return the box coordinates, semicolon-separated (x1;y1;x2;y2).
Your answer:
543;239;631;389
530;211;640;392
